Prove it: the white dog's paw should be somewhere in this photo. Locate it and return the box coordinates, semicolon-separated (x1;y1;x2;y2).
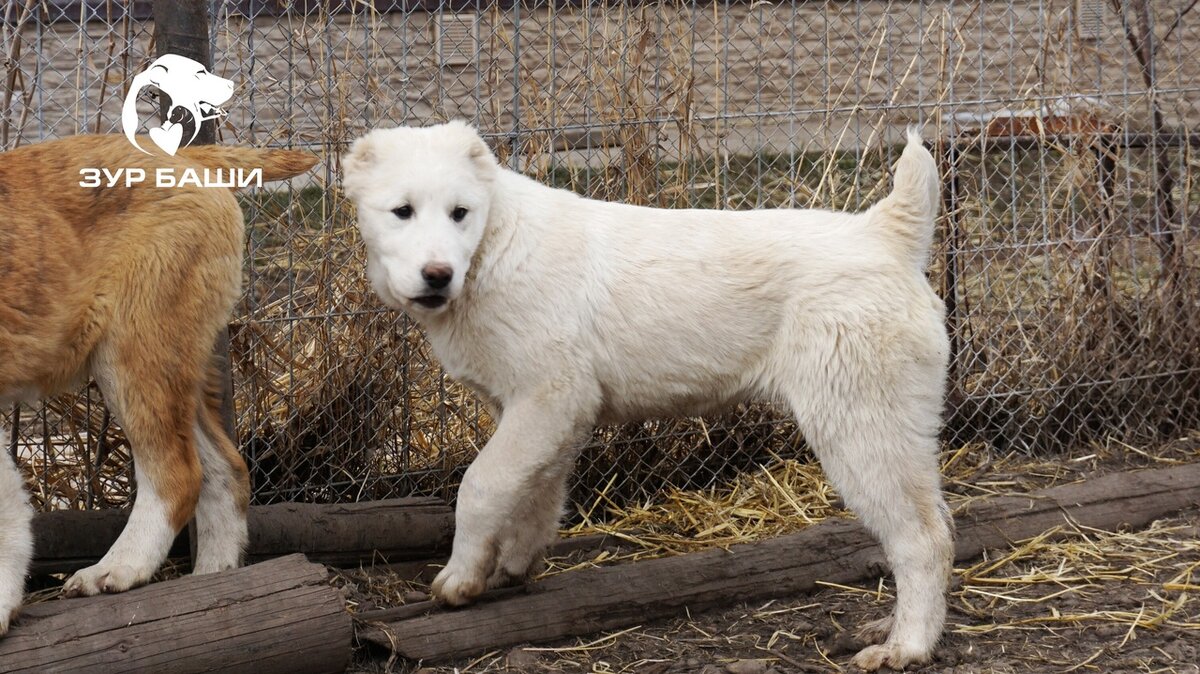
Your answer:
851;641;931;671
433;529;552;606
487;552;545;589
0;605;15;636
431;561;488;607
0;579;22;636
487;522;556;588
855;613;895;645
62;562;151;598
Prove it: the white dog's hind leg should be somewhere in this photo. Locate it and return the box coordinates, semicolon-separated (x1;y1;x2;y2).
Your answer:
784;330;952;671
433;388;595;606
0;429;33;635
807;414;951;670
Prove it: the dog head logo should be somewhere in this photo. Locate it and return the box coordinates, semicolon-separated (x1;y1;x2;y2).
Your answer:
121;54;234;155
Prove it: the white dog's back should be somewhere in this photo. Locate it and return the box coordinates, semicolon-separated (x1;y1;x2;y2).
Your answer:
453;133;942;422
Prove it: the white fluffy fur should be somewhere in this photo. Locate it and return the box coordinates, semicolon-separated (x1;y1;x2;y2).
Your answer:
344;121;954;670
0;428;33;635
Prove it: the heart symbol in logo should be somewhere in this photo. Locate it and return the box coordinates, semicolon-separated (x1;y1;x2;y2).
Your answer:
148;123;183;155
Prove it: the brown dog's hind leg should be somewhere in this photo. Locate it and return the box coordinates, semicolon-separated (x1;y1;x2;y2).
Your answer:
191;357;250;574
62;340;204;597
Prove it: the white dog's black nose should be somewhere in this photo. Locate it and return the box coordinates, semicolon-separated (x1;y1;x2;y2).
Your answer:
422;263;454;290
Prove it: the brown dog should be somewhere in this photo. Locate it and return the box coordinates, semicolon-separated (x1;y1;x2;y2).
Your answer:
0;135;316;632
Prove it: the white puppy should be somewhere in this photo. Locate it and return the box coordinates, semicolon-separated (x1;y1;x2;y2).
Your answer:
0;429;33;635
344;121;953;671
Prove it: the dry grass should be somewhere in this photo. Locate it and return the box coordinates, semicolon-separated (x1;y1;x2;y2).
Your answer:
335;433;1198;597
954;519;1200;636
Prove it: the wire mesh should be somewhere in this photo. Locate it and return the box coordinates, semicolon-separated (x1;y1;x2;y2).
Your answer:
2;1;1197;517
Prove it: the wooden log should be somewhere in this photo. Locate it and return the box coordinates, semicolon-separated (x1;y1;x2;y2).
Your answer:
31;497;453;575
244;498;453;566
0;554;350;673
357;462;1200;661
373;532;631;587
30;509;189;576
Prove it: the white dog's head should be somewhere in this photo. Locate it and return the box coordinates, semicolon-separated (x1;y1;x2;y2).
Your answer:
343;121;497;317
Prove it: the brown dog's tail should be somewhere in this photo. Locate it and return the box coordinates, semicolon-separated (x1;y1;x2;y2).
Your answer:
177;145;319;184
198;354;251;515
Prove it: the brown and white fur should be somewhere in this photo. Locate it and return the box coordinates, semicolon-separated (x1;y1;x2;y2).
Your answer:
0;135;316;633
343;121;954;670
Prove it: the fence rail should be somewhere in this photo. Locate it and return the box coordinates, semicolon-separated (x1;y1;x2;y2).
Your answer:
3;0;1198;515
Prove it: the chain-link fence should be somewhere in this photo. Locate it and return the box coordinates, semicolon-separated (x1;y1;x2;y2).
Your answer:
3;0;1198;517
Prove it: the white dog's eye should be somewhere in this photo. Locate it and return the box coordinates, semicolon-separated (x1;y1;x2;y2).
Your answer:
392;205;414;220
451;207;468;223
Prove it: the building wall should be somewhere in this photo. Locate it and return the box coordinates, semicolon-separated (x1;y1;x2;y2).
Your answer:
6;1;1196;156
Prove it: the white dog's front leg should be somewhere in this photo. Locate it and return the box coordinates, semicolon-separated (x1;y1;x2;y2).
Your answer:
0;433;33;635
433;391;594;606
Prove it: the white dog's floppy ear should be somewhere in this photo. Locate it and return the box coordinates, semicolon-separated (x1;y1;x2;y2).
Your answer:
444;119;496;172
342;134;375;197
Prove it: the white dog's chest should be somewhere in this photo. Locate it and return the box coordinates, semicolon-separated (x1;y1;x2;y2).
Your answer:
427;336;507;405
451;370;499;405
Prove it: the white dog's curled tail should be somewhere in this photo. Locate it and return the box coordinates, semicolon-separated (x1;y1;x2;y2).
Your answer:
869;127;940;269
